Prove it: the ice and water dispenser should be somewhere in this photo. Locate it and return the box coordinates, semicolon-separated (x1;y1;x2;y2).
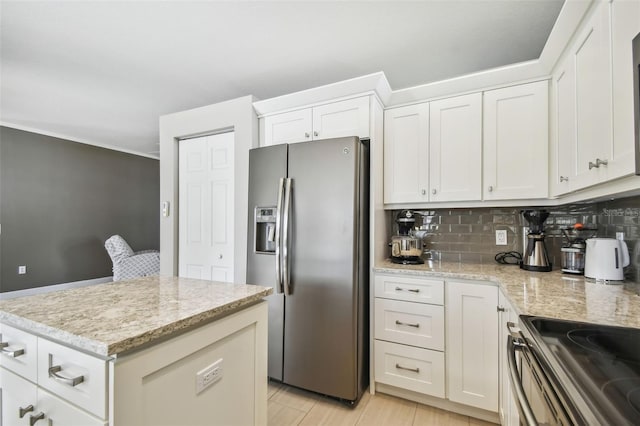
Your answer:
254;207;276;253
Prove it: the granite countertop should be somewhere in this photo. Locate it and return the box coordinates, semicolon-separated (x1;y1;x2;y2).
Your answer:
375;259;640;329
0;276;272;357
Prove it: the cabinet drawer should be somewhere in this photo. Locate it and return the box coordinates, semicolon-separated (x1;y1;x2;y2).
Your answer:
1;367;38;426
375;275;444;305
375;299;444;350
37;338;107;419
0;323;38;382
374;340;445;398
39;387;107;426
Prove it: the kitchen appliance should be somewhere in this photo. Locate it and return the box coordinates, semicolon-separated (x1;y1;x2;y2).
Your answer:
508;316;640;425
520;210;552;272
560;225;597;274
390;210;424;264
633;31;640;175
584;237;630;281
246;136;368;403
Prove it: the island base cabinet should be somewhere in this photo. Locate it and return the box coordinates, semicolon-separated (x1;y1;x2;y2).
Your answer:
111;301;268;426
446;281;499;413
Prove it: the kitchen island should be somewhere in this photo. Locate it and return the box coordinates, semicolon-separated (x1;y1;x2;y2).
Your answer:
0;276;272;426
375;259;640;328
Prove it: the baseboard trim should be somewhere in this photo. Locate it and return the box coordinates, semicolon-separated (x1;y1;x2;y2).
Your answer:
374;382;500;424
0;277;113;300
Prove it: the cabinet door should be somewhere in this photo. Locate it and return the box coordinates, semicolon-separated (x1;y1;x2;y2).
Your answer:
383;103;429;204
573;1;611;187
263;108;312;146
498;292;520;426
312;97;370;140
610;0;640;180
553;54;577;196
429;93;482;201
446;281;499;412
1;367;37;426
483;81;549;200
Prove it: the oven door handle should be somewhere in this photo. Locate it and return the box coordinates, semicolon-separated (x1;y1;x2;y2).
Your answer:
508;334;539;426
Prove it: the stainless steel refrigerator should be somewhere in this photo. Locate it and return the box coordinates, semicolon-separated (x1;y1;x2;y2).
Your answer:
246;136;369;403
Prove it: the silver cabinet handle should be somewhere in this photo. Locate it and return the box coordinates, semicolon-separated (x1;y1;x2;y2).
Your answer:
421;189;426;195
19;405;34;418
589;161;598;170
488;185;494;192
560;176;569;182
304;132;310;138
596;158;608;167
395;286;420;293
274;178;285;294
395;320;420;328
497;306;505;312
395;363;420;373
48;354;84;387
218;254;223;259
29;413;45;426
282;178;292;296
432;189;437;195
313;131;319;137
0;342;25;357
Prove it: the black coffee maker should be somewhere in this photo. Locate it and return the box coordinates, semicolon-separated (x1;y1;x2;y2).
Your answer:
520;210;552;272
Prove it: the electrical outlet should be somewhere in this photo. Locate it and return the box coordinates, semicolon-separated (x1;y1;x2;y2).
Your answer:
18;265;27;275
196;358;223;394
496;230;507;246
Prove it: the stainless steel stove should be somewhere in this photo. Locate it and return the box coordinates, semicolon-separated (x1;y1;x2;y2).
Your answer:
508;316;640;425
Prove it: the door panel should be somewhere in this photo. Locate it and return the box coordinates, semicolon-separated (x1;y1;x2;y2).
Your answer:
246;144;288;381
283;137;360;400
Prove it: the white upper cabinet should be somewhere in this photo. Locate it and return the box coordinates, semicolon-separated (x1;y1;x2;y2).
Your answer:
383;103;430;204
261;97;370;146
553;53;578;195
429;93;482;202
483;80;549;200
610;0;640;180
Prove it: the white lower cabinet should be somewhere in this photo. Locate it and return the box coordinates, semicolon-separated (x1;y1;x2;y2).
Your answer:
374;274;501;418
446;280;499;412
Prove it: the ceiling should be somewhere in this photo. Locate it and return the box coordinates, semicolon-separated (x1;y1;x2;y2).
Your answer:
0;1;564;157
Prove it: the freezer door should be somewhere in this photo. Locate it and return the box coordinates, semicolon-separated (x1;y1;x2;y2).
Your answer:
283;137;364;400
246;144;287;381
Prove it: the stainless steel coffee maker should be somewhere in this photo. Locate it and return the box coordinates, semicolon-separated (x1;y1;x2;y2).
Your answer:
520;210;552;272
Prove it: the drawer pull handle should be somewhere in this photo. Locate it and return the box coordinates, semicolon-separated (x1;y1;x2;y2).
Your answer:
29;412;45;426
395;363;420;373
395;286;420;293
48;354;85;387
19;405;34;418
395;320;420;328
0;342;25;357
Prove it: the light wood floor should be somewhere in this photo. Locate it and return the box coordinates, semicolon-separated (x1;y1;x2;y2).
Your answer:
268;381;497;426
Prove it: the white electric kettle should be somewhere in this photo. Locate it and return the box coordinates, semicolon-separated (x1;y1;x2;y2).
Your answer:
584;238;630;281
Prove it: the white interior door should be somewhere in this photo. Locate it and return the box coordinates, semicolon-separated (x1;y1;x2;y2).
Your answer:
179;132;234;282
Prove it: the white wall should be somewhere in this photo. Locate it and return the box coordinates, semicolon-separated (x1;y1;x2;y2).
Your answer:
159;96;258;283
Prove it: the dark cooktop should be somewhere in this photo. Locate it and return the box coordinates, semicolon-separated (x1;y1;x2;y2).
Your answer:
523;316;640;425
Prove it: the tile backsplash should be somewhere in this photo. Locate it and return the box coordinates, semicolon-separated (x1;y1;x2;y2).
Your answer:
388;195;640;282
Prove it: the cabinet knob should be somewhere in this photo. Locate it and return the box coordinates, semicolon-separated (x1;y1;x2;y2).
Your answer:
432;189;437;195
218;254;223;259
596;158;608;167
497;306;506;312
588;160;599;170
19;405;34;418
421;189;426;195
488;185;493;192
304;132;310;138
560;176;569;182
29;413;45;426
313;131;319;137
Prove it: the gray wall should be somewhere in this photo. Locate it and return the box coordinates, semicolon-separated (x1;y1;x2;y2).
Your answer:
0;126;159;292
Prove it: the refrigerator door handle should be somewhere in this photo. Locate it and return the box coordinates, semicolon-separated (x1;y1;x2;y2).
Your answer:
282;177;292;296
274;177;285;294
